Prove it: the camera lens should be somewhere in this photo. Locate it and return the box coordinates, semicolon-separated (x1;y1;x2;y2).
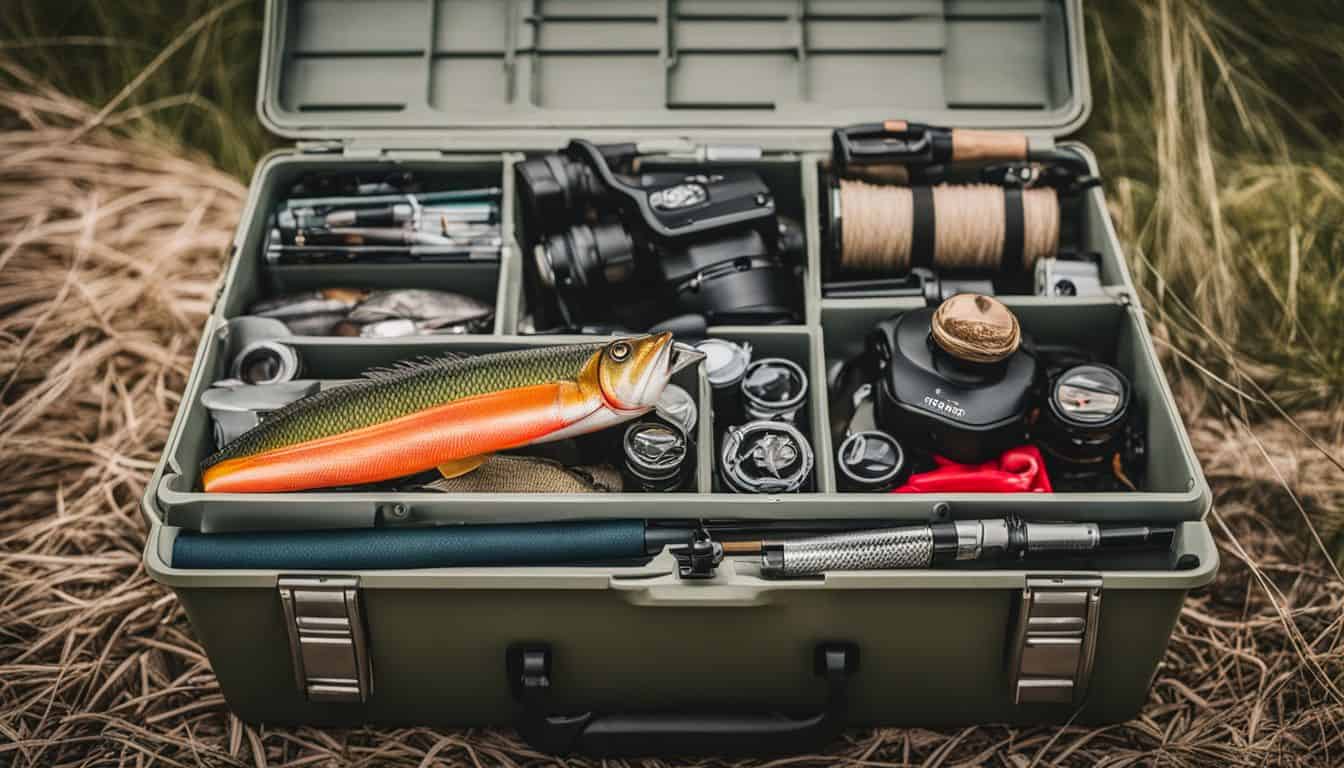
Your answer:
660;227;802;324
1041;364;1132;465
537;220;639;294
514;154;602;233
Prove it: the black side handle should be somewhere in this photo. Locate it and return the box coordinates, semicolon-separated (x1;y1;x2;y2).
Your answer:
506;642;858;757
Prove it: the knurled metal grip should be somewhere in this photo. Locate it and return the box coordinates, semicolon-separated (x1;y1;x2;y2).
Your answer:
1008;576;1101;706
764;526;934;575
278;576;372;703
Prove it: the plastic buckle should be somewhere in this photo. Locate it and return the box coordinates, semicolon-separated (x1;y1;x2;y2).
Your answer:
1007;575;1101;706
668;529;724;579
982;163;1039;188
277;576;372;703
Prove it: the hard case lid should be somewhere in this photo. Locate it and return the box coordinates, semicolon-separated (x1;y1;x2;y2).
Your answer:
258;0;1091;150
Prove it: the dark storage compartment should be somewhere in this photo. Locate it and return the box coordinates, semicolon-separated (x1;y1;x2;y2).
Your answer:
814;150;1118;300
221;159;508;334
821;300;1197;496
702;327;824;493
511;152;810;335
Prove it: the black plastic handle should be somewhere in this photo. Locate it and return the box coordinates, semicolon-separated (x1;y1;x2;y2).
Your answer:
507;642;858;757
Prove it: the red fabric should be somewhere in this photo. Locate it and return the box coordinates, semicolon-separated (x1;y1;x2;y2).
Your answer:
893;445;1053;494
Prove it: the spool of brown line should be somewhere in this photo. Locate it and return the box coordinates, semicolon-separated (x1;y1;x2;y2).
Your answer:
834;179;1059;274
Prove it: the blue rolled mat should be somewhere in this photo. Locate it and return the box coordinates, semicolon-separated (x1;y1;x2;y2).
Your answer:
173;519;648;570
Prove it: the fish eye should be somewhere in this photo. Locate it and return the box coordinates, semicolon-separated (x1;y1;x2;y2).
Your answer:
608;341;631;362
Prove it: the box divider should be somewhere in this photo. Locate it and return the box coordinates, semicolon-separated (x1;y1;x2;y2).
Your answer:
801;152;825;327
497;152;523;334
695;362;715;494
807;326;836;492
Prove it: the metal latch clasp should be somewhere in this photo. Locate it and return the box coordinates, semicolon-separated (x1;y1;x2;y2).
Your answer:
278;576;372;703
1008;576;1101;706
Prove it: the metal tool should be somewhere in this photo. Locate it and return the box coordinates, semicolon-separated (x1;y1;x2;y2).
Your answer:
755;518;1176;577
265;242;502;264
282;186;502;211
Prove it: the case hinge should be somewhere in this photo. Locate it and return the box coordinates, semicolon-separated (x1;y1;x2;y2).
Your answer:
278;576;372;703
1008;575;1101;706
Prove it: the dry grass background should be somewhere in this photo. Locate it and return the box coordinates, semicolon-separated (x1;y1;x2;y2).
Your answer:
2;0;1343;765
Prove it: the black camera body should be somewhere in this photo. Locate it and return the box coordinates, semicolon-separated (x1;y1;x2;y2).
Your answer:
515;139;802;330
868;307;1038;465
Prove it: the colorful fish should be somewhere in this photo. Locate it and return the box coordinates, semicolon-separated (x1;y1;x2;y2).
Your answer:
201;333;702;493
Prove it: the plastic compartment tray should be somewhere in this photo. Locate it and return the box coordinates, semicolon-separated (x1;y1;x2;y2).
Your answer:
152;145;1208;533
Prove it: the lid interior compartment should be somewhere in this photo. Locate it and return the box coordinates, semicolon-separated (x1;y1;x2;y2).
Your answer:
262;0;1087;138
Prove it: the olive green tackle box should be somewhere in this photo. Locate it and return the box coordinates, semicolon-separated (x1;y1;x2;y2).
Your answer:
141;0;1218;756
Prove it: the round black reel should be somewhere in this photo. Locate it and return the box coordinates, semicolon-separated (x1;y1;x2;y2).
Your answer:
1039;363;1133;466
836;430;908;492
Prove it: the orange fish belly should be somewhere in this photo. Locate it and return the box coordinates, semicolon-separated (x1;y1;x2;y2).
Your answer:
202;382;586;493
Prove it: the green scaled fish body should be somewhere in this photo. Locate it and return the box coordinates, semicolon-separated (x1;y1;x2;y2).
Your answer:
202;334;696;493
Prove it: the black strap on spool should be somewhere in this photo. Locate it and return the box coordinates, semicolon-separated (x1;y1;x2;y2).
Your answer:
1002;185;1024;273
910;186;936;268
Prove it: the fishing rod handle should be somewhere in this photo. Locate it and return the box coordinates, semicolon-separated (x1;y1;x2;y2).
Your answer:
760;524;935;576
833;121;1029;169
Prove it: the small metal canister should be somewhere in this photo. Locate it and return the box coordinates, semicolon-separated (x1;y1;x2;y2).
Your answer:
623;420;690;492
836;430;907;492
741;357;808;422
696;338;751;427
718;420;814;494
